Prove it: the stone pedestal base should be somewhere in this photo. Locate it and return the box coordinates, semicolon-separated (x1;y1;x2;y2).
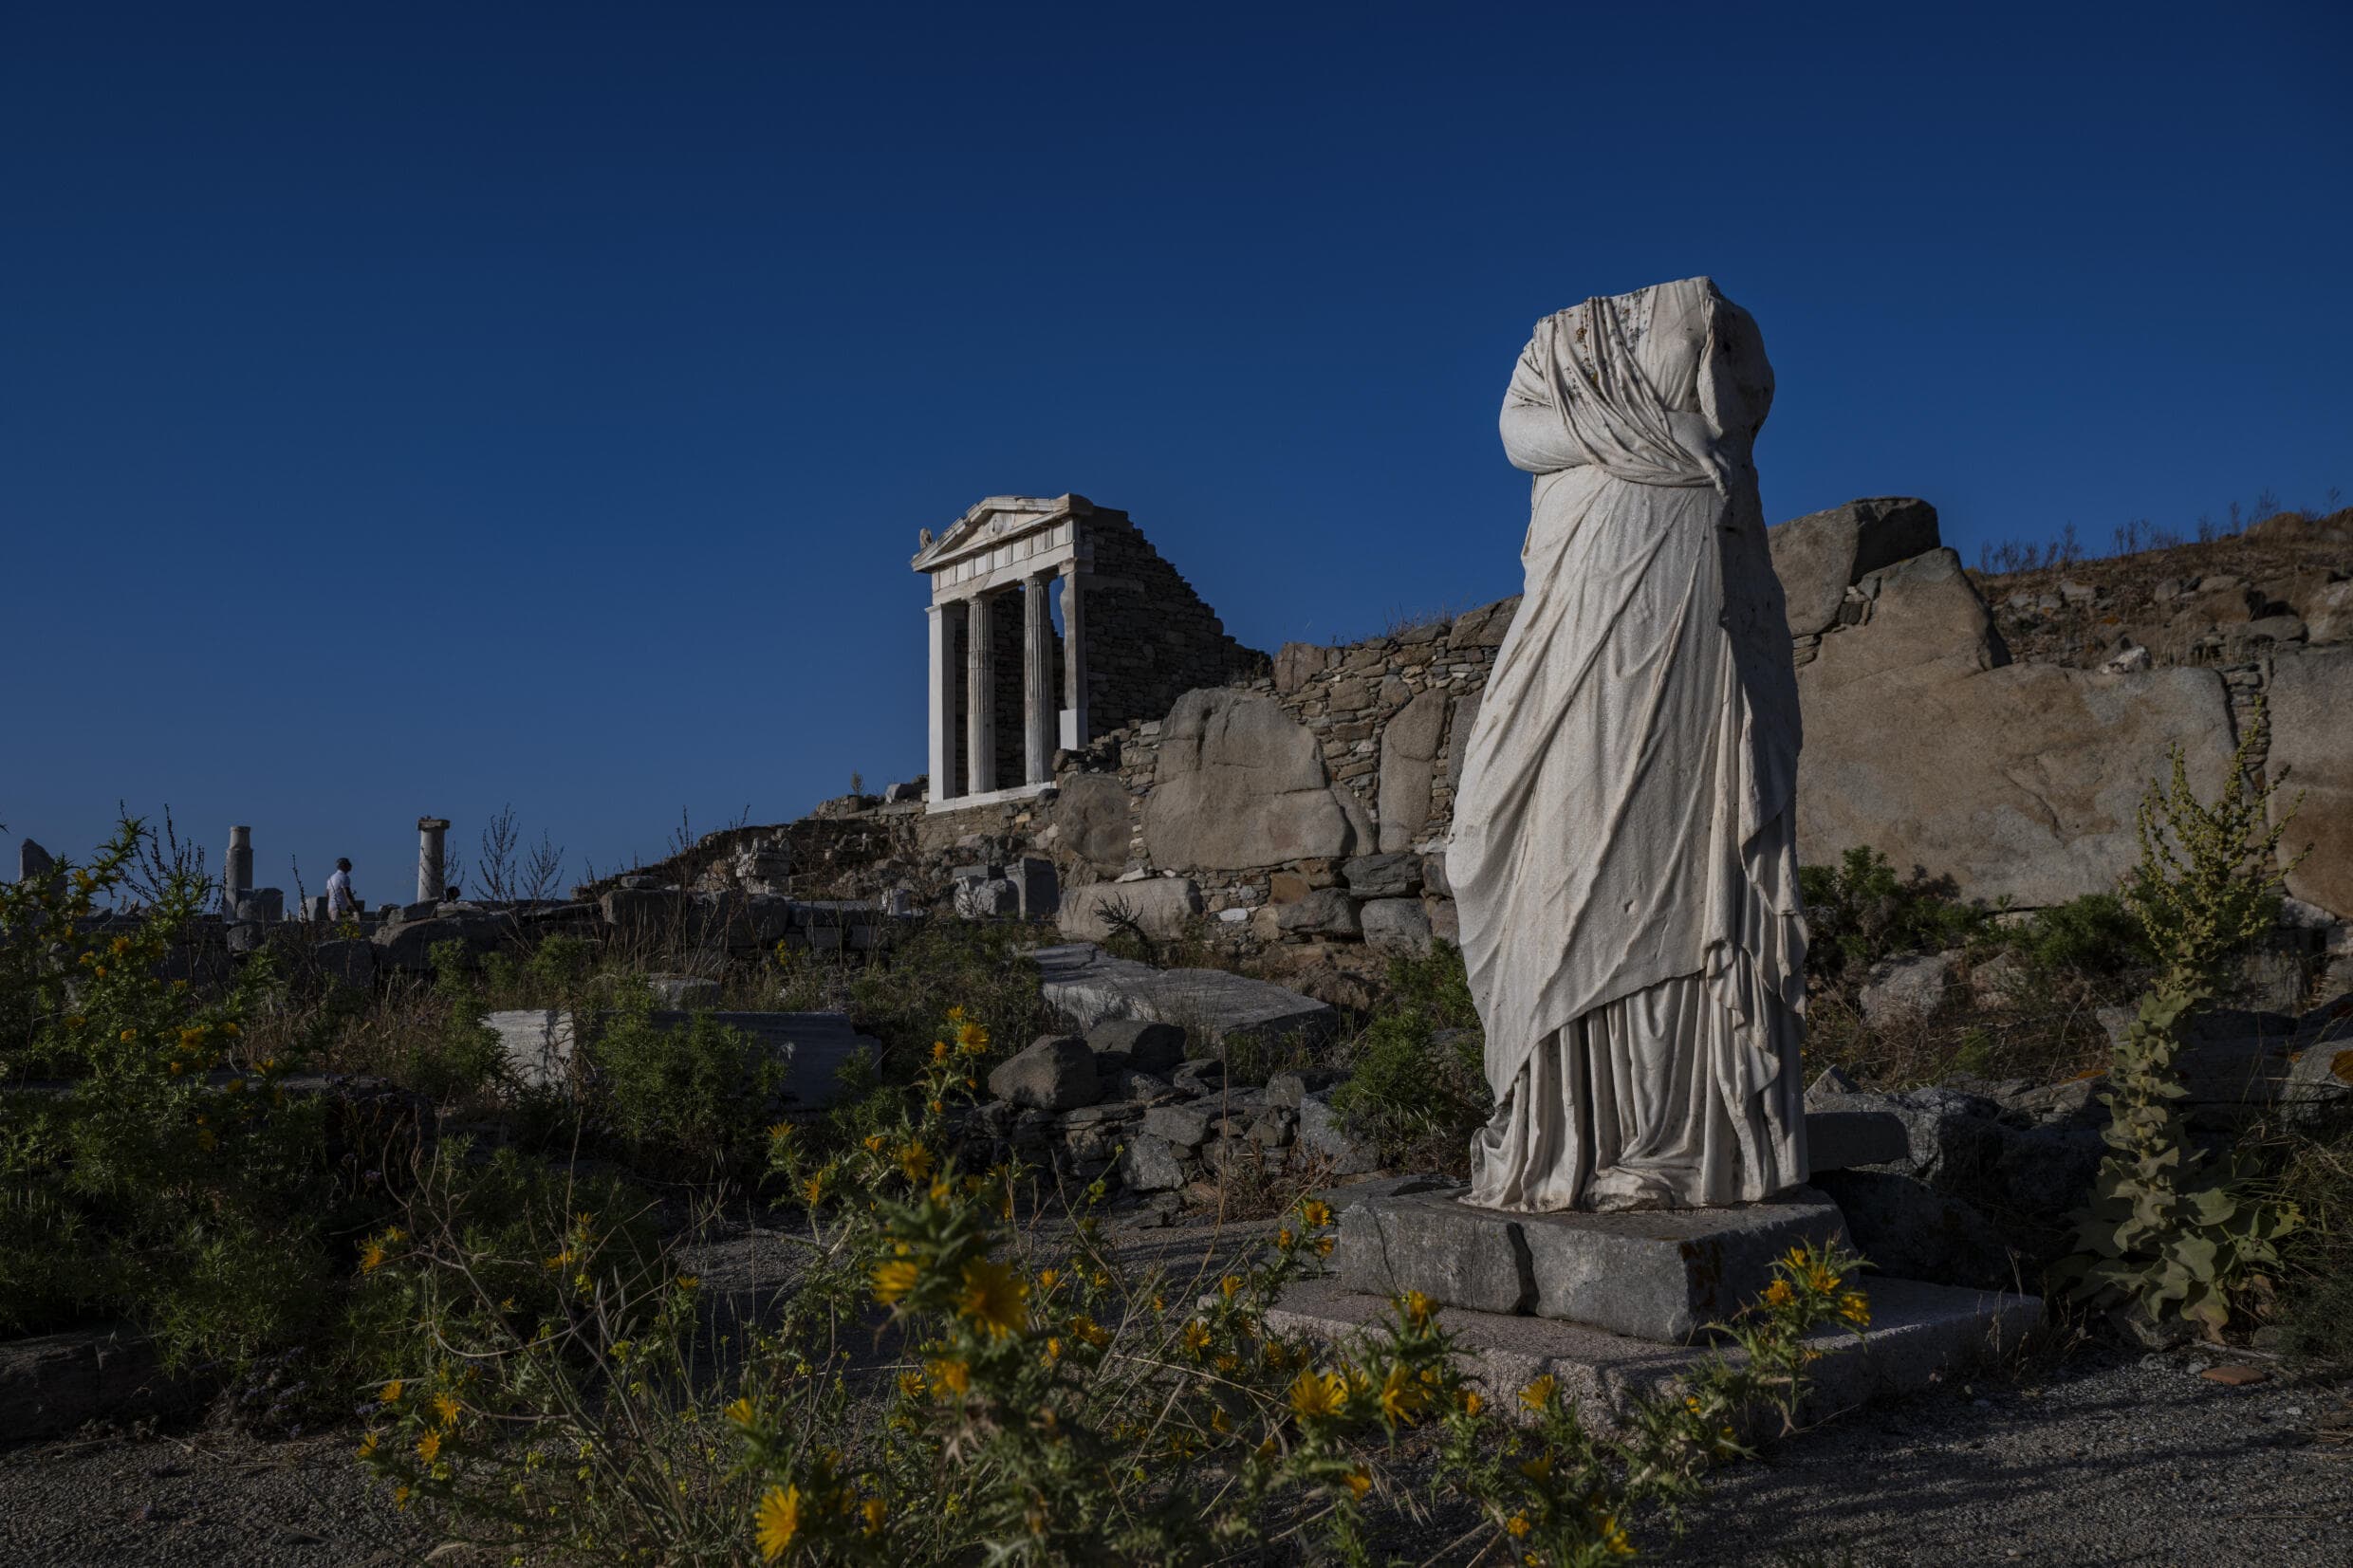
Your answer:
1266;1276;2041;1436
1332;1187;1847;1342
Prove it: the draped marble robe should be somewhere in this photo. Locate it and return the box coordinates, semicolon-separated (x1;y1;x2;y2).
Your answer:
1450;277;1808;1213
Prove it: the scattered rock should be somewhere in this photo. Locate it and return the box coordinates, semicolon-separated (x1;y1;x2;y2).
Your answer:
1084;1018;1187;1073
987;1034;1101;1112
1859;951;1955;1028
1360;897;1433;956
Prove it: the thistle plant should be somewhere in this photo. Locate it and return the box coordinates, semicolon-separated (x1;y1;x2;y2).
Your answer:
2058;705;2306;1336
357;1001;1869;1564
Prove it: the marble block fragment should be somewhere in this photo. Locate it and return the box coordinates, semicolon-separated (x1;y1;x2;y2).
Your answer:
1334;1188;1847;1342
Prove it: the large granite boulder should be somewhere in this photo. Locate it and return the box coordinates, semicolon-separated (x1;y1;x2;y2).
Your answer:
1799;572;2235;907
1377;689;1449;852
1058;877;1203;942
2268;647;2353;917
1769;497;1944;637
1142;689;1374;871
1050;773;1134;874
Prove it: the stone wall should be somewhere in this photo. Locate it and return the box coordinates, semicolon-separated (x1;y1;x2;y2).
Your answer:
1028;497;2353;930
1081;507;1267;743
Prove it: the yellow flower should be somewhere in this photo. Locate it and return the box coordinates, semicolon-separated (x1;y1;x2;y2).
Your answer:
1838;1291;1871;1326
931;1040;950;1061
393;1485;410;1510
802;1172;829;1207
119;1028;136;1042
955;1019;990;1054
767;1120;792;1142
862;1133;888;1155
1214;1353;1239;1374
946;1005;968;1024
221;1022;238;1036
899;1141;934;1183
872;1259;921;1304
862;1496;886;1537
1399;1290;1433;1329
1378;1362;1422;1423
1287;1368;1345;1420
1300;1199;1333;1227
415;1429;442;1463
1219;1273;1243;1300
1459;1389;1483;1418
1181;1319;1212;1356
1044;1337;1062;1363
1276;1227;1295;1250
357;1430;379;1460
1805;1262;1839;1295
954;1259;1027;1337
379;1379;403;1403
1343;1467;1371;1500
1597;1512;1636;1557
110;935;131;956
897;1372;924;1399
677;1274;699;1292
1519;1374;1557;1411
166;1061;183;1076
360;1241;386;1273
756;1484;803;1560
926;1358;971;1396
433;1392;461;1427
1071;1314;1110;1349
1518;1451;1552;1481
1506;1513;1531;1538
1210;1405;1232;1433
91;964;105;977
725;1397;757;1428
1036;1266;1061;1293
1314;1236;1334;1258
1762;1279;1796;1308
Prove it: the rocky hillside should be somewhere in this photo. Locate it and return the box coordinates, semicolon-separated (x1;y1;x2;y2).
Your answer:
1972;507;2353;671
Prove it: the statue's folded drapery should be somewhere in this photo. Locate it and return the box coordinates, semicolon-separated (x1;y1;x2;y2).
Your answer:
1449;276;1808;1212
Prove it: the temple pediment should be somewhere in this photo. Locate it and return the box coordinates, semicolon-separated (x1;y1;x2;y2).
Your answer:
910;493;1094;574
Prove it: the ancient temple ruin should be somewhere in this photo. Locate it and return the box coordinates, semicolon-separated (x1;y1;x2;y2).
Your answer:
911;495;1263;811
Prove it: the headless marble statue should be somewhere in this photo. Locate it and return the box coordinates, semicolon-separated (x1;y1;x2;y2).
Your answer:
1449;277;1809;1214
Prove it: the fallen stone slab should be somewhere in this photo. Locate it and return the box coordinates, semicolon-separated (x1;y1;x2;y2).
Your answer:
0;1323;207;1444
1334;1188;1847;1341
1264;1274;2041;1438
483;1008;875;1108
1035;943;1336;1051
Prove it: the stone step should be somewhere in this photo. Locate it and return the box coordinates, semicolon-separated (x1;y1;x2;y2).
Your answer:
1333;1187;1848;1341
1265;1275;2041;1437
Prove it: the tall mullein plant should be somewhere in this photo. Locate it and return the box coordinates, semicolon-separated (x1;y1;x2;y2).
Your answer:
2059;705;2305;1337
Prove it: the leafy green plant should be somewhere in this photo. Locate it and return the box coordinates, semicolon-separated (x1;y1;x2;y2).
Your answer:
357;1000;1872;1564
2057;709;2305;1337
586;993;786;1176
2003;893;2150;977
1332;943;1490;1166
0;820;359;1374
1799;847;1992;981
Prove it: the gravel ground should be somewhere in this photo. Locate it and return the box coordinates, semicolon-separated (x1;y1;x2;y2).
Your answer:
1648;1347;2353;1567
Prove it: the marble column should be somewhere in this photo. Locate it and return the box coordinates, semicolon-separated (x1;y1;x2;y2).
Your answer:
417;817;450;904
1058;561;1087;751
965;590;996;795
926;600;963;804
224;825;253;908
1023;573;1055;784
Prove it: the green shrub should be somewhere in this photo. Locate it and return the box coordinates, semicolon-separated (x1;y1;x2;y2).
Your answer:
0;820;363;1374
1799;846;1992;980
1332;944;1490;1165
586;994;785;1176
2005;893;2151;977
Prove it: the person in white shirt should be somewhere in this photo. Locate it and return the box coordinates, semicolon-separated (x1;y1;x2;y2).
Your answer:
325;858;359;919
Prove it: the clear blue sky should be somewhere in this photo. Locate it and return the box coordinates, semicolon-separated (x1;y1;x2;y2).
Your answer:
5;2;2347;897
